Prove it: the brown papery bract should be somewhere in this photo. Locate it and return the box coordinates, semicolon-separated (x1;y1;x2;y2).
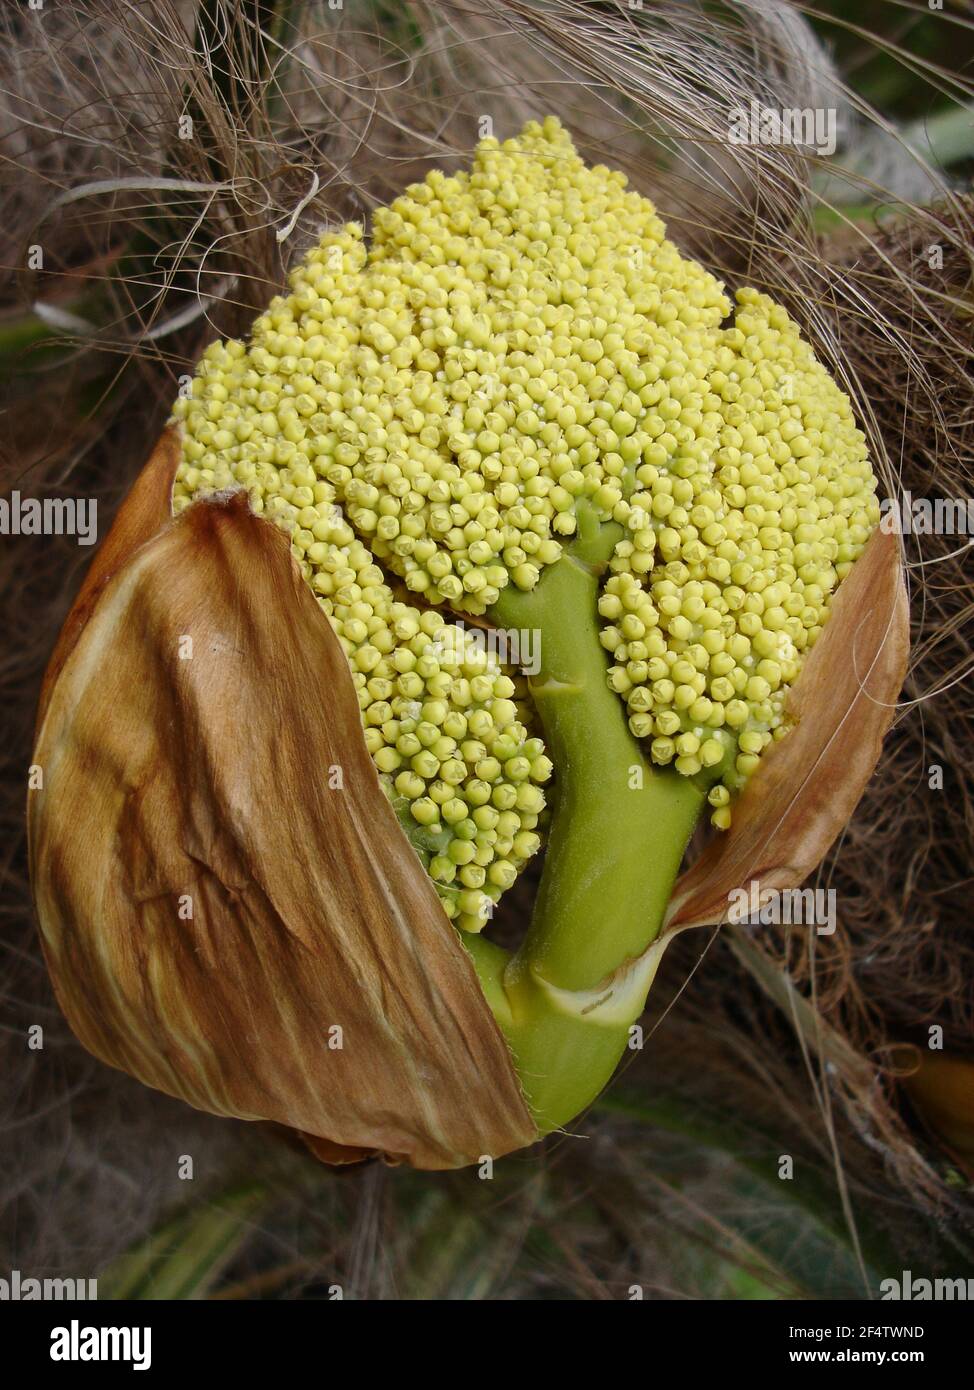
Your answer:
28;434;536;1171
901;1052;974;1182
666;527;910;933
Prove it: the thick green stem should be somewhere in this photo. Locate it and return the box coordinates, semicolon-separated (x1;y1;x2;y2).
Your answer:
463;512;708;1136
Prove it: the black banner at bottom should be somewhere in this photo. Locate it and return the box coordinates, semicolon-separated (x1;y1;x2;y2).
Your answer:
0;1296;966;1375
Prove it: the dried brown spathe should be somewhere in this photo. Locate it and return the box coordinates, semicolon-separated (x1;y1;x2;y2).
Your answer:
29;434;535;1171
666;527;910;932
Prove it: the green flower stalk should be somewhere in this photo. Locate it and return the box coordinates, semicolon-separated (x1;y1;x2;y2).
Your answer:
33;119;897;1166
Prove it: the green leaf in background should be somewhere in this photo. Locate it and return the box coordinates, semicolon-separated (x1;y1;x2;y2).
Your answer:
98;1183;272;1301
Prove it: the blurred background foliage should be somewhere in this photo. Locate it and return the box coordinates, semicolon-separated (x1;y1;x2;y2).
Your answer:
813;0;974;118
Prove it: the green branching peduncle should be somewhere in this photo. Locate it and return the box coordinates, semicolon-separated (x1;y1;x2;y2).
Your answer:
464;511;712;1135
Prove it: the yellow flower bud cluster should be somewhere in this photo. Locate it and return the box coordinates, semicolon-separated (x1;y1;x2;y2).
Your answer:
603;288;879;826
172;324;550;933
172;114;879;839
321;116;731;610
